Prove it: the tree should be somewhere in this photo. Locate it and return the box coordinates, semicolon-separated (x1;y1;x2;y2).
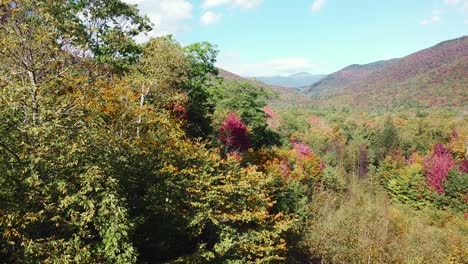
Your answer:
434;169;468;213
0;1;150;261
0;64;137;262
185;158;293;263
183;41;219;138
372;116;399;162
219;112;250;153
68;0;152;70
212;80;281;148
0;0;151;72
129;36;189;136
424;143;455;194
385;164;434;209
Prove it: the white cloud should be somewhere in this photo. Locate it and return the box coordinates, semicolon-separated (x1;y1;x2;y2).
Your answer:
201;11;222;25
122;0;193;37
421;10;442;25
441;0;468;25
463;0;468;12
202;0;230;9
124;0;146;4
444;0;460;5
232;0;264;9
311;0;326;12
421;15;441;25
218;57;322;77
444;0;468;12
202;0;264;10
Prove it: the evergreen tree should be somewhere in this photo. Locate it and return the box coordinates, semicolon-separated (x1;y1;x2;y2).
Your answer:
372;116;399;162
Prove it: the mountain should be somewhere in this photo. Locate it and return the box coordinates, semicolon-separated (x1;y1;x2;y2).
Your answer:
217;68;312;105
306;59;397;94
305;36;468;109
218;68;292;93
253;72;326;89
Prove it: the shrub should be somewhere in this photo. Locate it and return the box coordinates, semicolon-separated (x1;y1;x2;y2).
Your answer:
304;183;468;263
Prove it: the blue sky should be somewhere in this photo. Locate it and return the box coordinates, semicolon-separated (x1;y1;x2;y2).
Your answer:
124;0;468;76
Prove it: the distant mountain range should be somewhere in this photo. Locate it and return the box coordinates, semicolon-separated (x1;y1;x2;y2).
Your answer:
252;72;326;89
217;68;295;94
217;68;312;105
305;36;468;109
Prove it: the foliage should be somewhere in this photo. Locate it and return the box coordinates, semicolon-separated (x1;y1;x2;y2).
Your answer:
0;1;293;262
385;164;434;209
449;129;467;160
184;160;293;263
304;183;468;264
211;80;281;148
68;0;152;70
1;0;151;72
183;41;219;138
0;1;467;263
219;112;250;153
305;36;468;110
0;62;137;262
434;169;468;214
424;143;455;193
372;116;400;162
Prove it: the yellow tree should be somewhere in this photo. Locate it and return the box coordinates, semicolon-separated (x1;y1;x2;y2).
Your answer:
0;0;148;262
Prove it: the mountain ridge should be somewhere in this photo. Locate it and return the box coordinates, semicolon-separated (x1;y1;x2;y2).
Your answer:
252;72;326;89
217;68;313;105
305;36;468;109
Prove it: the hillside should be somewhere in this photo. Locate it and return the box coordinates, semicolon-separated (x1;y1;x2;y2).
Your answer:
218;68;293;94
305;36;468;109
217;68;312;105
253;72;325;89
306;59;397;94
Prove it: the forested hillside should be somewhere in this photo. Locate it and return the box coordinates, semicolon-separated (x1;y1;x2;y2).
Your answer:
306;36;468;109
306;59;397;95
0;1;467;263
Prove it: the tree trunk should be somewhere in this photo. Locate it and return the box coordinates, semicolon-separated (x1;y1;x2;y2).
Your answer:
27;70;38;126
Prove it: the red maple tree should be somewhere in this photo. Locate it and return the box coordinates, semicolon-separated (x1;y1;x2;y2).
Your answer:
219;112;250;152
424;143;455;194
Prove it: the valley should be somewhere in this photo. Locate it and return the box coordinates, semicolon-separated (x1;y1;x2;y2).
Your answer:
0;1;467;263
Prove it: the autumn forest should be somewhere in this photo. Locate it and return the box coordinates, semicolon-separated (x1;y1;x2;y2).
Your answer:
0;1;467;263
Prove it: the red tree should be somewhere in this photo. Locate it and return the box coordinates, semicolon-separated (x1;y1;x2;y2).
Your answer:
459;159;468;173
291;141;313;157
219;112;250;152
424;143;455;194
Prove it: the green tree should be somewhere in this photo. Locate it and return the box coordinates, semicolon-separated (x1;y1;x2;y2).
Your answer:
435;169;468;213
385;164;434;209
129;36;189;136
372;116;399;162
0;1;149;261
183;41;219;138
212;80;281;148
68;0;152;70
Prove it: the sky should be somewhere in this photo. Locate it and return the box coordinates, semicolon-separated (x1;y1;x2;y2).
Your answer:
123;0;468;77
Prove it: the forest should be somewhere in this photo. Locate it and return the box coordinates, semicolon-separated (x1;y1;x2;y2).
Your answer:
0;1;467;263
